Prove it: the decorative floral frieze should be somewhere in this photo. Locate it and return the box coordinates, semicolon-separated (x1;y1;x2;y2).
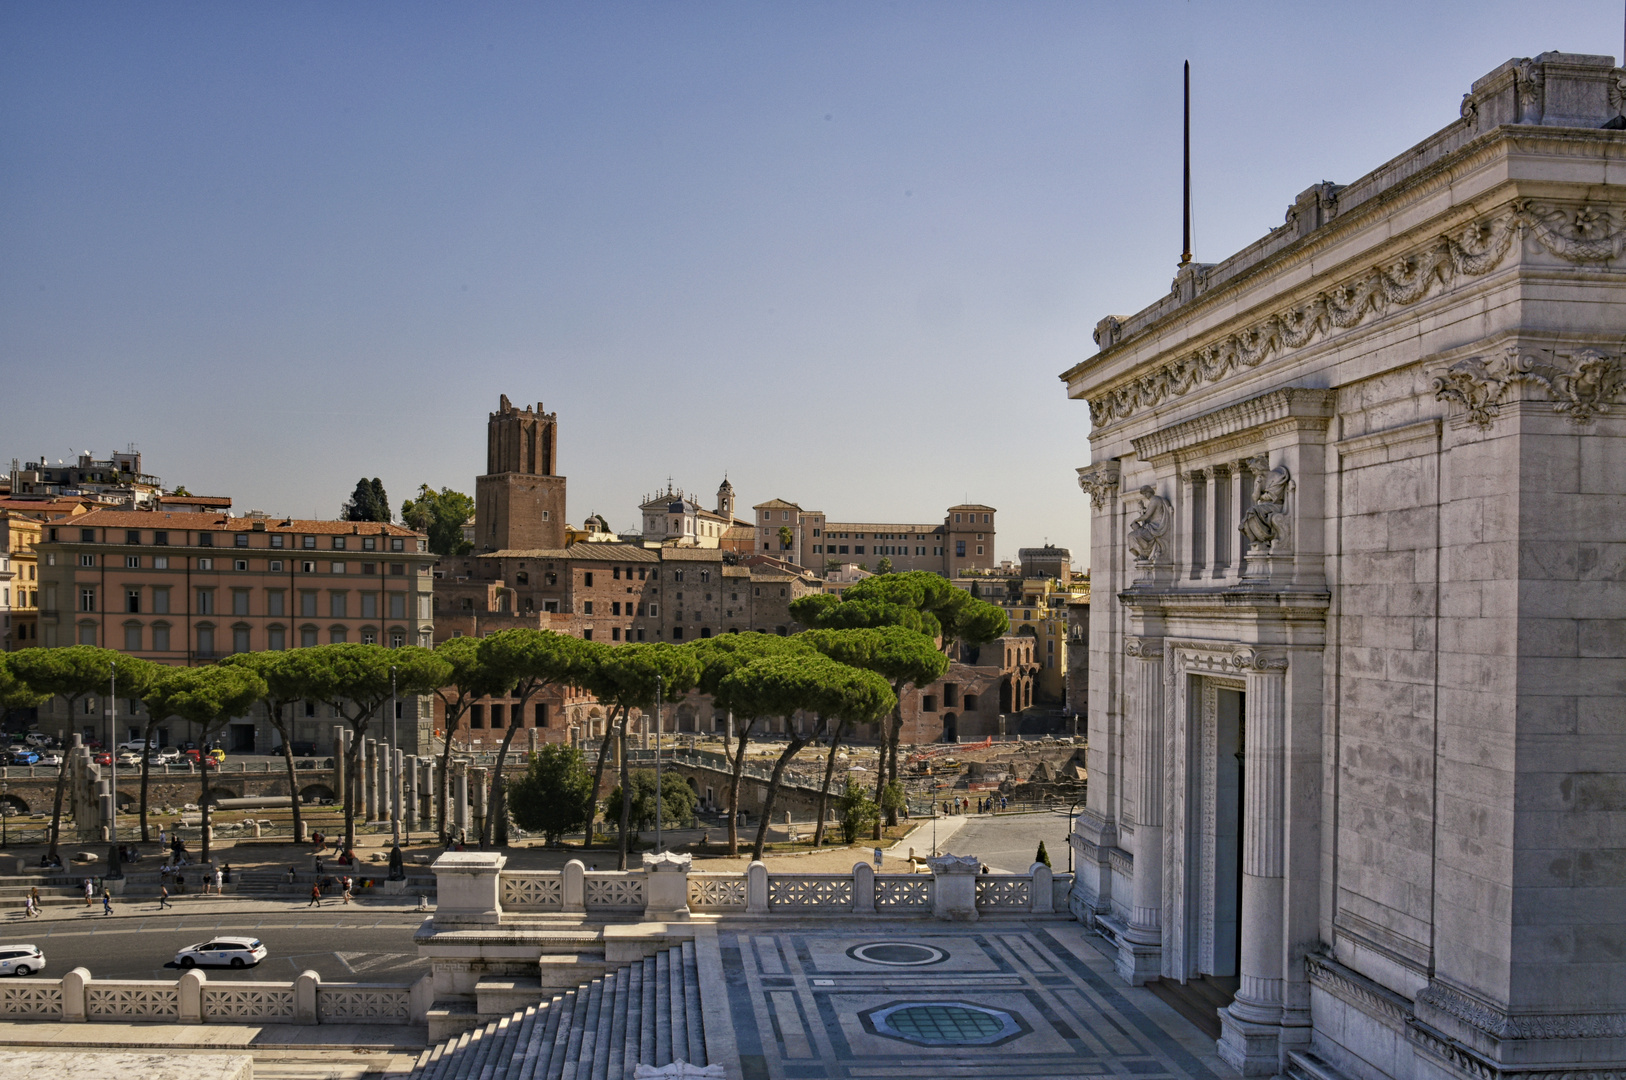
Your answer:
1434;345;1625;428
1076;462;1121;510
1305;953;1413;1027
1418;981;1626;1040
1086;202;1626;428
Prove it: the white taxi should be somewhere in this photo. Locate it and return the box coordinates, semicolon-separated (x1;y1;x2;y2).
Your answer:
174;937;268;969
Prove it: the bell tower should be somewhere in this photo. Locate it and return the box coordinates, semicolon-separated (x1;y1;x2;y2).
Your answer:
473;395;568;551
716;476;735;520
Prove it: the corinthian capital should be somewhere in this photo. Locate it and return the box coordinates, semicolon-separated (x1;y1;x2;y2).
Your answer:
1076;462;1121;511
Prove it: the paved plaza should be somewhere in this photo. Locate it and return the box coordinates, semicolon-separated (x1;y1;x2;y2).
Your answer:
720;921;1234;1080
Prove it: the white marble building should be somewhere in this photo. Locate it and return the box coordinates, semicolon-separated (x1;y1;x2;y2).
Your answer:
1062;53;1626;1080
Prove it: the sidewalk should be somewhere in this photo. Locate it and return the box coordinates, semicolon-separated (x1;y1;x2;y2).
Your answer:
0;893;430;924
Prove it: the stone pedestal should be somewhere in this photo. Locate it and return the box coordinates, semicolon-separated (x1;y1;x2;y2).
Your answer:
929;854;980;921
431;851;506;926
642;851;692;920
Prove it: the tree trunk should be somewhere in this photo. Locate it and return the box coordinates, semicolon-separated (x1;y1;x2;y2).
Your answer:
273;706;302;842
725;719;756;857
45;696;82;863
436;702;466;844
586;706;620;849
752;716;824;862
615;710;633;871
138;717;159;842
812;717;848;848
876;681;907;830
482;694;532;848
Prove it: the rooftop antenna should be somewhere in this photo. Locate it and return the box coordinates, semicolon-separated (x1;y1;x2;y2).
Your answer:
1180;60;1193;268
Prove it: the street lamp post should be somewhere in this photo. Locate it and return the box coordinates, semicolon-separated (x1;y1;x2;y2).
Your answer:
389;666;399;845
108;661;122;877
654;674;664;853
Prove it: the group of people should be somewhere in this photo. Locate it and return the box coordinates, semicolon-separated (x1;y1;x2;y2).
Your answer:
307;874;354;907
940;795;1009;815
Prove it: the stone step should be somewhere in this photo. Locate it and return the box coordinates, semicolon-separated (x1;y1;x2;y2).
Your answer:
1288;1050;1355;1080
411;943;707;1080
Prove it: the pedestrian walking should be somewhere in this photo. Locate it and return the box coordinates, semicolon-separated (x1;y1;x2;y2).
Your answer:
101;889;112;916
22;896;33;918
84;878;94;906
213;867;223;895
309;883;321;907
158;885;171;910
342;881;352;905
29;887;40;916
158;827;166;848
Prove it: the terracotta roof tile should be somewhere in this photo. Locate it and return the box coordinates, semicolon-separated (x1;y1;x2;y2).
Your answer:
52;508;424;537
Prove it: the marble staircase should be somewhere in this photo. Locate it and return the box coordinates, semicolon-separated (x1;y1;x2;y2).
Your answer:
411;942;707;1080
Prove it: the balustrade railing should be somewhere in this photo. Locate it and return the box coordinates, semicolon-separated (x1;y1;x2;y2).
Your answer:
0;971;429;1026
500;870;564;910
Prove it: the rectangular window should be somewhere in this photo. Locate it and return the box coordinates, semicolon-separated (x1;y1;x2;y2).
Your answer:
302;535;316;549
154;530;168;545
584;571;594;587
126;555;140;569
80;554;95;567
126;588;141;613
363;536;376;551
583;629;593;641
153;555;169;569
612;601;621;616
153;624;170;651
612;627;621;641
268;626;286;650
976;546;984;555
79;624;97;645
854;546;864;555
839;545;848;554
535;703;548;727
197;626;214;656
329;562;345;574
362;593;378;618
671;625;683;640
198;557;214;570
232;590;250;615
124;624;142;651
583;601;594;615
196;589;214;614
300;627;318;648
233;627;250;654
362;629;377;645
330;592;347;618
361;562;376;575
270;534;285;548
389;563;405;575
470;704;485;728
648;602;658;616
389;592;406;619
956;541;966;557
152;587;170;614
389;630;405;647
330;627;347;644
267;590;285;616
813;545;822;554
332;536;346;550
543;599;559;613
300;591;318;617
78;587;96;612
391;537;404;551
922;694;937;712
198;532;213;547
269;559;283;572
233;559;248;571
234;533;249;547
613;567;621;580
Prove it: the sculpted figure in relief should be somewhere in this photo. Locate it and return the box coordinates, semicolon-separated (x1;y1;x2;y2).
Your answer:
1126;486;1171;563
1239;460;1291;552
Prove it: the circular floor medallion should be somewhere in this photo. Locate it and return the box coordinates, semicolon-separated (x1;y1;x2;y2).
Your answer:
862;1001;1027;1047
845;941;949;967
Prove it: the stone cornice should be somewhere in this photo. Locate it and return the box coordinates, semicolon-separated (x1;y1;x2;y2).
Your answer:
1417;980;1626;1041
1131;388;1334;462
1305;952;1414;1029
1061;122;1626;396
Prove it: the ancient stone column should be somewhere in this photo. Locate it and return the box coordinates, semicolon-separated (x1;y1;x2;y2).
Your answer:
469;767;487;839
1220;647;1290;1073
1120;636;1164;985
403;755;417;831
380;742;392;825
393;747;405;843
357;737;370;819
527;728;539;757
334;727;349;807
454;765;470;839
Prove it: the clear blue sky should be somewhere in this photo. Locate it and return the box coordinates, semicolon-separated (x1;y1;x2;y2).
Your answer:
3;2;1620;565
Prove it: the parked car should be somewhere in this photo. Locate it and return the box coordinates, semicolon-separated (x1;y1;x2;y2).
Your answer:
116;751;141;767
92;752;112;766
207;749;226;764
7;751;40;766
0;946;45;977
23;733;53;749
174;937;266;969
36;752;62;767
151;747;181;763
289;741;317;756
117;740;148;752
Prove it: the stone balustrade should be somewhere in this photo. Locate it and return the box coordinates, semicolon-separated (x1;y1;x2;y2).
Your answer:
0;967;432;1025
448;852;1070;923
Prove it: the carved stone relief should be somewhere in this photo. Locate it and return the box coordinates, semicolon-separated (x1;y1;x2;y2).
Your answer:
1433;344;1625;428
1086;202;1626;428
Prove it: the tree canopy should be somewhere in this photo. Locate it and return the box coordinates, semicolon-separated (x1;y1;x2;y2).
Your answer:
342;477;391;523
8;646;160;702
507;744;595;846
607;768;697;838
401;485;475;556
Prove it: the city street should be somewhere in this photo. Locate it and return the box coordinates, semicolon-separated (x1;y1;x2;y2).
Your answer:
936;809;1073;872
0;910;428;982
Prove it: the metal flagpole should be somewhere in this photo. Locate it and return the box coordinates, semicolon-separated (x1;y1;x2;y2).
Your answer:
1181;59;1193;267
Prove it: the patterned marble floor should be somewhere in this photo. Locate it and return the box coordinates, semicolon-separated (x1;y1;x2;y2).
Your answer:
719;922;1236;1080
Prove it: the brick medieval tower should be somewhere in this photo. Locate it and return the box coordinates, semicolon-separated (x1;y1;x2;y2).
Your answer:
474;395;567;551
